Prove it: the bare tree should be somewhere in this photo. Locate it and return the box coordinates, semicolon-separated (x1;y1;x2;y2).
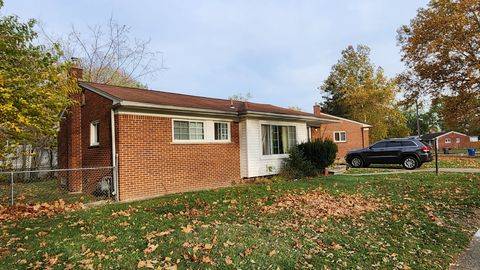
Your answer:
229;92;252;102
41;16;165;88
287;106;302;111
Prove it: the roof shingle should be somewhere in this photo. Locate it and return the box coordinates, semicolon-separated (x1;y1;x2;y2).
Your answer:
80;81;325;119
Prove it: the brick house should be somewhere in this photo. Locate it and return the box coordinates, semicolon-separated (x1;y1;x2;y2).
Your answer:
421;131;471;150
309;104;371;158
59;76;370;200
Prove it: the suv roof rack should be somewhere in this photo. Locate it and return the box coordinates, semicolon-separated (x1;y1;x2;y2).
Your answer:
384;137;418;140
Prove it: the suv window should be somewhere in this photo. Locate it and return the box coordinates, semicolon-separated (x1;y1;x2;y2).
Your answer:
371;142;386;149
401;141;416;147
387;141;402;147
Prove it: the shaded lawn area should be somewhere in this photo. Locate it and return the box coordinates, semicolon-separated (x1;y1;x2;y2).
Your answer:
1;173;480;269
345;156;480;174
0;180;101;206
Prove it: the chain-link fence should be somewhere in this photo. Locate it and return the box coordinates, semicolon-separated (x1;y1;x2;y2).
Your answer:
0;166;118;206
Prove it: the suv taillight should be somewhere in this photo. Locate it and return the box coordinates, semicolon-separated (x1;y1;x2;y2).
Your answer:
421;147;430;152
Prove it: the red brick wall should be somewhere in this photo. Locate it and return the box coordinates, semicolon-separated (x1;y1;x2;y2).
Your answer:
57;93;83;192
311;121;369;159
115;114;241;201
57;89;113;193
81;90;113;168
437;133;470;149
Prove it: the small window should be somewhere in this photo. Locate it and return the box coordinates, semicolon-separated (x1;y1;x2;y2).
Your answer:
371;142;386;149
445;138;451;144
90;121;100;146
333;131;347;142
401;141;416;147
173;120;204;141
387;141;402;147
214;122;229;141
456;138;461;143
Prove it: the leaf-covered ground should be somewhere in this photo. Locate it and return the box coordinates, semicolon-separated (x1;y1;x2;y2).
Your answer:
1;173;480;269
345;156;480;174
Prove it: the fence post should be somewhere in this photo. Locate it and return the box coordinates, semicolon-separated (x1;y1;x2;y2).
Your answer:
10;172;14;206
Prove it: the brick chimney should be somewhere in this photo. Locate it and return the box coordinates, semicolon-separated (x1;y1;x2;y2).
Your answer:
313;103;321;115
69;57;83;80
58;57;83;192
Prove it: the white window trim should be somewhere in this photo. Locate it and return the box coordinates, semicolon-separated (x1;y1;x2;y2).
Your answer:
172;119;206;143
213;121;231;142
90;120;100;146
260;123;297;157
333;131;347;143
456;138;461;143
445;138;451;144
171;119;233;144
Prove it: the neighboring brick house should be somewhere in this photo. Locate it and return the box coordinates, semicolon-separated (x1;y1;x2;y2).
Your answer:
421;131;471;150
309;104;371;159
58;73;370;201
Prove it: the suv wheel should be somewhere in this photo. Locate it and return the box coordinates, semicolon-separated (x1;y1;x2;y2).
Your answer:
349;156;363;168
402;156;418;170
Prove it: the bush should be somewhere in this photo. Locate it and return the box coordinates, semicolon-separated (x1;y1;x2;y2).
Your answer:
297;139;338;170
280;146;316;179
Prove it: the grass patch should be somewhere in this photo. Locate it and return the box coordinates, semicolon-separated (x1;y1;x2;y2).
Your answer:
345;156;480;174
0;180;107;206
423;156;480;169
1;173;480;269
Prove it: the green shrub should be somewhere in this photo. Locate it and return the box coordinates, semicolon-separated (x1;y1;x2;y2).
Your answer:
280;146;316;179
297;139;338;170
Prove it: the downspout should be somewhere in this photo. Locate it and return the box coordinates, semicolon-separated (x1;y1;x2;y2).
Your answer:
111;108;119;201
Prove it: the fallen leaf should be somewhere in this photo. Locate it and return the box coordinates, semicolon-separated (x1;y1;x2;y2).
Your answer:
268;250;277;256
225;256;234;265
144;244;158;255
181;224;194;234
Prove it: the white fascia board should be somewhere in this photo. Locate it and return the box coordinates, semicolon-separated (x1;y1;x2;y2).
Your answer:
118;101;238;117
78;82;122;104
436;131;469;138
319;112;372;127
240;111;339;123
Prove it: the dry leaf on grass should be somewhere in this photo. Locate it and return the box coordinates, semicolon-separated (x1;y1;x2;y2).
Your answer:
224;256;234;265
137;260;156;269
144;243;158;254
261;188;380;219
0;200;85;221
96;235;117;243
181;224;194;234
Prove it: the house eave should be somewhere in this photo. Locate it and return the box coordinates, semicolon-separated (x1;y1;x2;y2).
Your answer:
318;112;372;127
116;100;239;118
79;81;122;104
239;111;339;123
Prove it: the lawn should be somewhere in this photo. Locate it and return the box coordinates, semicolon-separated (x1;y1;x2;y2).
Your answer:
0;179;101;206
1;173;480;269
345;156;480;174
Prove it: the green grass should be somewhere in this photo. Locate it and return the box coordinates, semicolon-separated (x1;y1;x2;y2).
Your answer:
1;173;480;269
0;180;99;206
423;156;480;169
345;156;480;174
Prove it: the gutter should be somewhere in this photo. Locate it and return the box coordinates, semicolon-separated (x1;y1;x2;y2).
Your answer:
111;108;119;201
239;111;340;123
117;101;238;117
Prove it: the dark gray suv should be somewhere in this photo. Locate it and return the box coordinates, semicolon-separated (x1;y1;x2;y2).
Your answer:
346;138;433;170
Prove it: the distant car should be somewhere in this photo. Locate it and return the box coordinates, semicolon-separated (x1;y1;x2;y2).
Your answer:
345;138;433;170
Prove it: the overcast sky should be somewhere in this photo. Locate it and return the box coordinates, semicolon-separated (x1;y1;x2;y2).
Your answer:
4;0;428;112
